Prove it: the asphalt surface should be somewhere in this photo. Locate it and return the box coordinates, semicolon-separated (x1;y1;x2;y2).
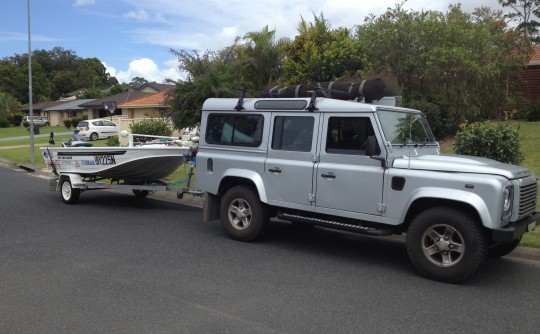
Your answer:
1;163;540;333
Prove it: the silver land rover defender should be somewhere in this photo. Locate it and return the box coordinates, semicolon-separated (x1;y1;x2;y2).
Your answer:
197;95;539;283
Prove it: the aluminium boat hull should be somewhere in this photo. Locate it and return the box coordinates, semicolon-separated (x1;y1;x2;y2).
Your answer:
41;146;189;181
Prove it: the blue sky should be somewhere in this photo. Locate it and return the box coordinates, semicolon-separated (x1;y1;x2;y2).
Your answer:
1;0;503;84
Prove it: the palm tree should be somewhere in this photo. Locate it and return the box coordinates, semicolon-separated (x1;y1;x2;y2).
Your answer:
239;26;290;89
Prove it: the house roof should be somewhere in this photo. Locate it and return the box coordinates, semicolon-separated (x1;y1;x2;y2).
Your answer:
78;91;152;108
529;45;540;66
42;99;95;111
117;90;172;108
134;82;176;92
20;100;71;112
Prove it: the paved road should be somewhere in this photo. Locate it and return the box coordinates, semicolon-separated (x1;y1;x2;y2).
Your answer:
1;166;540;333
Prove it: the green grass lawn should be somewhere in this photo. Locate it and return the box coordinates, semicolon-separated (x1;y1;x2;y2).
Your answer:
0;125;68;139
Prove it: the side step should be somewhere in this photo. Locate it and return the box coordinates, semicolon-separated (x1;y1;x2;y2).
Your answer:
277;212;396;236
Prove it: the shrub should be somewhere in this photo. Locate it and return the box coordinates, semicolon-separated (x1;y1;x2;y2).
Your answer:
71;117;81;126
129;118;173;137
63;119;73;129
82;114;88;120
22;120;29;128
523;99;540;121
0;116;9;128
9;113;23;126
106;136;120;146
453;121;523;165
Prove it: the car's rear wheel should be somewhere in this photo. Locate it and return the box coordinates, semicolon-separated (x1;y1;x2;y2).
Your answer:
90;132;99;141
60;177;80;204
220;185;268;241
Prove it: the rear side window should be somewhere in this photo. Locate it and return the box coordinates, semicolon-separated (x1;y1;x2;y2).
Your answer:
272;116;314;152
206;114;264;146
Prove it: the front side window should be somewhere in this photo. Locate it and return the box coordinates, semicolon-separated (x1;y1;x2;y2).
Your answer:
272;116;314;152
206;114;263;146
326;116;375;155
377;111;436;145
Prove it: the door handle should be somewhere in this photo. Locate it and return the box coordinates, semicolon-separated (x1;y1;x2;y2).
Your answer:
268;168;281;173
321;173;336;179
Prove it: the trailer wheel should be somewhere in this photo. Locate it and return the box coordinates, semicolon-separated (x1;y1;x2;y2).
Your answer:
406;207;488;283
132;189;150;198
60;177;80;204
220;185;268;241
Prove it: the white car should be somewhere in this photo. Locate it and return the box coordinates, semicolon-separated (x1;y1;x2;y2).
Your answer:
22;116;49;126
77;119;118;141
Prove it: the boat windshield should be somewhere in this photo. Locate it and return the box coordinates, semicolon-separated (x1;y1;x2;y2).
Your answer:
377;111;436;146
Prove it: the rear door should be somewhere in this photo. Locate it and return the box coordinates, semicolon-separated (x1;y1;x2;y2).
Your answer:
264;113;321;209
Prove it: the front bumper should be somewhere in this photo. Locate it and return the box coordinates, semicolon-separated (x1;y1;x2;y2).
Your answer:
492;212;540;242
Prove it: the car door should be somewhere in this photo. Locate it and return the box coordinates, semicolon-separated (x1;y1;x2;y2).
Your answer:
264;113;321;209
101;120;118;137
314;114;386;217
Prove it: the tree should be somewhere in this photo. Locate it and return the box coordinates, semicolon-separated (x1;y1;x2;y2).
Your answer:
167;49;243;129
357;4;530;134
0;47;117;103
498;0;540;43
109;83;131;95
130;76;148;88
0;92;20;124
234;25;289;89
283;13;366;84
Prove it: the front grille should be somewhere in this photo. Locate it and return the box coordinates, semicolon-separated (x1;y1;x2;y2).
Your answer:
519;181;538;216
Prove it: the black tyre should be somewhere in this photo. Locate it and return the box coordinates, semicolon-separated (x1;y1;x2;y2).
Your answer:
60;177;80;204
406;207;488;283
90;132;99;141
488;238;521;259
133;189;150;198
220;185;269;241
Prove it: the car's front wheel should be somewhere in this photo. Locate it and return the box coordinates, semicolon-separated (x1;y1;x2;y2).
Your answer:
220;185;269;241
406;207;488;283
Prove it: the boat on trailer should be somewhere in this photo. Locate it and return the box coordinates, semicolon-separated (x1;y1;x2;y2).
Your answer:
42;145;189;181
41;132;202;204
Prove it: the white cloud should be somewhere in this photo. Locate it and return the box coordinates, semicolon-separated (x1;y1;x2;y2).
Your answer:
124;8;166;23
73;0;96;7
103;58;183;84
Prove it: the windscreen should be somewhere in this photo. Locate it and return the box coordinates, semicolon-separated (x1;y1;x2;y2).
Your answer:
377;111;436;145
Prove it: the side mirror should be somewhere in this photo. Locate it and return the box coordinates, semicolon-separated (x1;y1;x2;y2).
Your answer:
365;136;380;156
365;136;386;167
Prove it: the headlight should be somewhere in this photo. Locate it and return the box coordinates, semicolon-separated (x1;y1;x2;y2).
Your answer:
502;185;513;218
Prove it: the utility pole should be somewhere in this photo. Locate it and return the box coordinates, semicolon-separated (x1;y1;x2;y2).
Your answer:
27;0;34;162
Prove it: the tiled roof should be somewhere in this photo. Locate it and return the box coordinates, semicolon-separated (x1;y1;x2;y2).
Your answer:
118;90;172;108
529;45;540;65
78;91;152;108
